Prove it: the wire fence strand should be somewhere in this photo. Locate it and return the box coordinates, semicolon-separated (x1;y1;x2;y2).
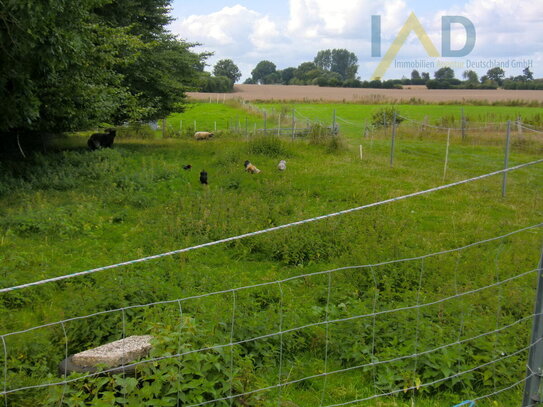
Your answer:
1;158;542;296
2;222;542;340
1;265;539;397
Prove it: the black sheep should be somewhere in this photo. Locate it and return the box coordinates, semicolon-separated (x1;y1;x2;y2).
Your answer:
88;129;117;151
200;170;208;185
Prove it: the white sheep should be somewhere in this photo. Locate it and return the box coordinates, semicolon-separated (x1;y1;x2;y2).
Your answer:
277;160;286;171
194;131;214;140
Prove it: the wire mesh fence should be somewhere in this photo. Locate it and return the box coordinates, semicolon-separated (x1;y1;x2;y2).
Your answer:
1;156;542;405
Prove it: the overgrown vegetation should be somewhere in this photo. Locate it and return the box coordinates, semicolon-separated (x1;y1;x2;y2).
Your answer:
0;102;542;406
0;0;206;152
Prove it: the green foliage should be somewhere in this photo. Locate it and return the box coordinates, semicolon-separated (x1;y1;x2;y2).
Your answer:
463;70;479;83
314;50;332;71
251;60;277;84
46;319;255;406
371;107;405;128
113;34;205;123
503;79;543;90
0;102;541;406
247;136;290;158
0;0;205;144
434;67;455;81
486;67;506;86
213;59;242;84
313;49;358;81
199;75;234;93
281;67;297;84
329;49;358;81
307;123;334;144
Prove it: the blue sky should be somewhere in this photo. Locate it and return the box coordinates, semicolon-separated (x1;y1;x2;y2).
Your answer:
169;0;543;81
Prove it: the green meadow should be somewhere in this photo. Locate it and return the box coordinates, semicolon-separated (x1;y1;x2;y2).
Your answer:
0;101;542;406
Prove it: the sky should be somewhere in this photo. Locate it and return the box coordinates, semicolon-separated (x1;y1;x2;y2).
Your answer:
169;0;543;82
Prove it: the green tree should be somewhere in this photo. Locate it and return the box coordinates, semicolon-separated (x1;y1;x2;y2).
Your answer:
463;70;479;83
213;59;241;84
251;61;276;84
421;72;430;81
114;34;204;123
199;74;233;92
97;0;206;123
523;67;534;81
434;67;455;80
486;67;505;85
0;0;205;145
330;49;358;80
314;50;332;71
294;62;321;83
262;72;281;84
411;70;421;80
281;67;297;84
0;0;122;135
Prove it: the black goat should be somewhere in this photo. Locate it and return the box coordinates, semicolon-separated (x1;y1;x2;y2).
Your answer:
88;129;117;151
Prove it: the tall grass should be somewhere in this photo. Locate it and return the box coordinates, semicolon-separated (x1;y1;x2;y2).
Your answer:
0;102;542;406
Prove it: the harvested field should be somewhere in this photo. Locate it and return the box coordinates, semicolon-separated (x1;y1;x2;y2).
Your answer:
188;84;543;104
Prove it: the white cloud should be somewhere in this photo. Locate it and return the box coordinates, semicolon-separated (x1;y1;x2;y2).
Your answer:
250;16;280;49
171;5;288;78
170;0;543;80
287;0;408;40
437;0;543;57
172;5;285;57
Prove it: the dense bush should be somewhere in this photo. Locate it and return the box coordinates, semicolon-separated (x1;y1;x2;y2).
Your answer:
247;136;290;158
370;107;405;128
199;75;234;93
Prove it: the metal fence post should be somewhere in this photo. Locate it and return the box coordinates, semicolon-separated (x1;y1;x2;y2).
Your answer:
332;109;337;135
502;121;511;198
523;243;543;407
390;111;397;167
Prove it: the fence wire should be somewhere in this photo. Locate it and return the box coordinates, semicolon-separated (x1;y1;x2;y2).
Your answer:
1;230;541;399
1;159;542;295
1;145;542;405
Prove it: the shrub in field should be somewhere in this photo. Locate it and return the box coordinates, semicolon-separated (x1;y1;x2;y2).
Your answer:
371;107;405;128
248;136;290;158
307;122;334;145
117;123;157;139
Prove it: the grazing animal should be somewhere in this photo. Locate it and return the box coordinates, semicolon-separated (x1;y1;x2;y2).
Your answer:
277;160;287;171
244;160;261;174
200;170;208;185
183;164;192;170
194;132;214;141
87;129;117;150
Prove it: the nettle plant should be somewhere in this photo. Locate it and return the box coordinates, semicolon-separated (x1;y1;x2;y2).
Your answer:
46;318;261;407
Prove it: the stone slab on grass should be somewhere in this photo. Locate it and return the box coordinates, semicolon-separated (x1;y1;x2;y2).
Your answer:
71;335;153;368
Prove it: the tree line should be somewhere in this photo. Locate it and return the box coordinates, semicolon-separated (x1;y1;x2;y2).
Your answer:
204;52;540;92
423;66;542;90
197;49;361;92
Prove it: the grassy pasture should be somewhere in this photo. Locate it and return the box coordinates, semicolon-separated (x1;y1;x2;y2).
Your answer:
0;101;542;406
